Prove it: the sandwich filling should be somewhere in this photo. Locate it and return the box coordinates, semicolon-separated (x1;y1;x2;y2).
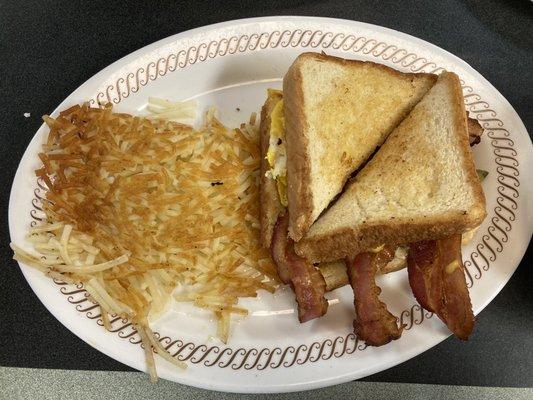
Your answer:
265;90;288;206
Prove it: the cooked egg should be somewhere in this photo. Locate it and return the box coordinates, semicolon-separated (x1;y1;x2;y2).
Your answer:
265;93;288;206
276;175;288;206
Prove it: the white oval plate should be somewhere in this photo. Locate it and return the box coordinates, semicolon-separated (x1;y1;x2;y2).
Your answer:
9;17;532;393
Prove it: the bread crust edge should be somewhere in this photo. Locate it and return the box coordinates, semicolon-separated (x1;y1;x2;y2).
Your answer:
283;57;314;241
295;212;485;262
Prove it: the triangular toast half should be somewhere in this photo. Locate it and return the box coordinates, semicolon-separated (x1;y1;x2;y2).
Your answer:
295;72;486;262
283;52;437;240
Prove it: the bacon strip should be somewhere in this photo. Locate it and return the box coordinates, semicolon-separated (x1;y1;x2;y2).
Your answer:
285;238;328;323
347;252;403;346
270;212;291;284
407;235;474;340
270;213;328;322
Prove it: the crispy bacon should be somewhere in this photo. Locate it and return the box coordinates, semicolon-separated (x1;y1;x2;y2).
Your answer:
407;241;439;311
270;212;291;284
407;235;474;340
467;117;483;146
285;238;328;322
270;213;328;322
347;252;403;346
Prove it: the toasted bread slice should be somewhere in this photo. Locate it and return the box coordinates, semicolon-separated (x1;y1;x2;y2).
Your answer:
283;53;437;241
259;89;284;248
295;72;486;262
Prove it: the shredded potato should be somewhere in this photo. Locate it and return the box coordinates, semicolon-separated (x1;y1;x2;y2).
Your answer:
11;102;278;380
146;96;197;122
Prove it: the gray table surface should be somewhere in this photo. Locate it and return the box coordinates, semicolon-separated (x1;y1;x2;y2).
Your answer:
1;0;532;398
1;367;532;400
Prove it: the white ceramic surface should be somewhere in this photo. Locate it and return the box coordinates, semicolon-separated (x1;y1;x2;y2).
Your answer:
8;16;532;393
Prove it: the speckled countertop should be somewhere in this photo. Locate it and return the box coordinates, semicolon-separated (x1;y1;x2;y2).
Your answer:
1;367;532;400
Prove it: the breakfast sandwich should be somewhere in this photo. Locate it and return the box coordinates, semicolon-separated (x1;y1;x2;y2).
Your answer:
259;53;487;345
